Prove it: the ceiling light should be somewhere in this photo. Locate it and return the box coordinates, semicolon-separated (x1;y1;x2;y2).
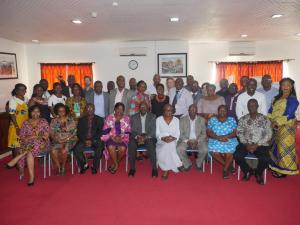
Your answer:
271;14;283;18
72;19;82;24
112;2;118;6
170;17;179;22
31;39;39;43
296;33;300;36
241;34;248;38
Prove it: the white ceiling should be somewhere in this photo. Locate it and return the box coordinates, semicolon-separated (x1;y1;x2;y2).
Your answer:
0;0;300;43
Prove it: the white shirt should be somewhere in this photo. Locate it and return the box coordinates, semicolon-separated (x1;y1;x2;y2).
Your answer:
94;93;105;118
147;83;157;95
236;91;268;119
115;88;125;105
69;87;73;97
189;118;197;140
48;94;67;118
42;91;51;100
140;113;147;133
168;87;193;116
257;86;278;111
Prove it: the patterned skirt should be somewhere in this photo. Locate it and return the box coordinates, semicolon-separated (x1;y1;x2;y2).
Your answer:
269;121;299;175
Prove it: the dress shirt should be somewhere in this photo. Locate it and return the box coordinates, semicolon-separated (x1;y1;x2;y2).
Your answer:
147;83;157;95
236;91;268;119
257;86;278;111
189;118;196;140
115;88;125;105
237;113;272;146
140;113;147;134
169;87;193;116
42;91;51;100
94;93;105;118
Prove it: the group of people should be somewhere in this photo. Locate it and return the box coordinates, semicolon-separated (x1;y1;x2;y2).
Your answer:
5;73;299;186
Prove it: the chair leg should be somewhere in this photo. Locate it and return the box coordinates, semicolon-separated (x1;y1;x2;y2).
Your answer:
125;155;128;172
237;166;240;181
71;152;74;175
48;153;51;177
210;157;213;174
263;169;267;184
105;159;108;171
43;155;46;179
99;158;102;174
202;160;205;172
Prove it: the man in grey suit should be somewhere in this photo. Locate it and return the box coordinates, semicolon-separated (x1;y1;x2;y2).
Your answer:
109;75;130;114
177;104;208;171
85;80;109;118
128;102;158;178
191;81;202;105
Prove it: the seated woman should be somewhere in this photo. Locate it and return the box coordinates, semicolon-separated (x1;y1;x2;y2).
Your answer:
101;102;131;174
129;80;151;116
197;84;225;121
28;84;51;123
156;104;184;180
6;105;50;186
66;83;86;121
268;78;299;178
207;105;238;179
151;83;169;117
50;103;77;176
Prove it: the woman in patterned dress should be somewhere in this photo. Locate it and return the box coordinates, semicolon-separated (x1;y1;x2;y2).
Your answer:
6;105;50;186
207;105;238;179
268;78;299;178
128;80;151;116
101;103;131;174
65;83;86;122
50;103;77;176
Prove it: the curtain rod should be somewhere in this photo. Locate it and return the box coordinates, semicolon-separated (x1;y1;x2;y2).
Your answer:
37;62;95;64
208;59;295;63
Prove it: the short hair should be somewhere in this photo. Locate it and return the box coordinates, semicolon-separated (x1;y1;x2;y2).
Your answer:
156;83;165;90
114;102;125;111
71;83;82;91
53;82;61;89
32;84;43;97
166;77;174;81
84;76;91;81
218;104;228;112
247;98;258;106
53;103;70;115
28;105;41;119
247;78;257;85
201;82;209;88
207;84;216;90
137;80;147;88
94;80;102;86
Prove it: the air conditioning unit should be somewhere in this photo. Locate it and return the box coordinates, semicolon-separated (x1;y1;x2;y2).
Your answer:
228;42;255;56
119;47;147;57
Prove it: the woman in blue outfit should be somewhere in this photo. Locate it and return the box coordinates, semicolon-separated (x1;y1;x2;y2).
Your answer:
207;105;238;179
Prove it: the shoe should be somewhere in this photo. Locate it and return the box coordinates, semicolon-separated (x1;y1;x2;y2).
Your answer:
255;174;264;185
152;169;158;178
223;169;229;179
178;166;185;172
60;167;66;176
27;179;34;187
5;164;14;169
128;169;135;177
161;172;169;180
230;165;236;174
91;167;97;174
242;172;251;181
79;165;89;174
195;165;202;171
272;171;287;178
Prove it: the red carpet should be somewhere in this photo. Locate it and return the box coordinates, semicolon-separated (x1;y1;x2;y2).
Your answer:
0;156;299;225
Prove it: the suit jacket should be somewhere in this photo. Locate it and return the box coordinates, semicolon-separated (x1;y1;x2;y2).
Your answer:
109;88;130;114
85;91;109;117
62;86;71;98
77;115;104;147
178;115;207;144
191;91;202;105
130;112;156;140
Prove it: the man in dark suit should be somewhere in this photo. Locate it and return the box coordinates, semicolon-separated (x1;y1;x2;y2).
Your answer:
62;75;76;97
73;103;104;174
128;101;157;177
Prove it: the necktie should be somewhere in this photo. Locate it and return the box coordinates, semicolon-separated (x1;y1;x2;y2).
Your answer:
172;90;179;114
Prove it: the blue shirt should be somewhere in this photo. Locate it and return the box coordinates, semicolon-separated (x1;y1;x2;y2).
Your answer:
257;86;278;111
94;93;105;118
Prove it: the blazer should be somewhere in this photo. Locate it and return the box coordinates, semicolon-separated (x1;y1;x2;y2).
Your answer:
109;88;130;114
85;91;109;117
130;112;156;140
77;115;104;147
178;115;207;144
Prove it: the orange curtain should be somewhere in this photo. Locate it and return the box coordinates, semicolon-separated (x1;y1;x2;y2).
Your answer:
41;64;67;89
67;64;93;87
216;61;283;89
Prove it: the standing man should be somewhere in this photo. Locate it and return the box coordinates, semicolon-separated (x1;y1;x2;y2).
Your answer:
216;78;230;97
184;75;195;92
62;75;76;97
257;74;278;111
169;78;193;118
82;76;93;98
239;76;249;94
236;78;267;119
106;81;115;94
165;77;175;96
177;104;208;171
73;103;104;174
128;77;137;100
39;79;51;99
128;102;157;177
147;74;161;96
190;81;202;105
109;75;130;114
85;81;109;118
225;83;239;119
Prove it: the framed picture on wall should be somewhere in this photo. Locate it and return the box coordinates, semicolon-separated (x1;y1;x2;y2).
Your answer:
0;52;18;79
157;53;187;77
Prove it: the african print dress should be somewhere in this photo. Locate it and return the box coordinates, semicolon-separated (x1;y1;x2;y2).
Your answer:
65;97;86;121
268;96;299;175
8;97;28;148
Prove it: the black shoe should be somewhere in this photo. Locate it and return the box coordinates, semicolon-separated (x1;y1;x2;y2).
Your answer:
79;165;89;174
152;169;158;178
255;174;264;185
91;167;97;174
242;172;251;181
128;169;135;177
5;164;15;169
223;169;229;179
178;166;185;172
27;180;34;187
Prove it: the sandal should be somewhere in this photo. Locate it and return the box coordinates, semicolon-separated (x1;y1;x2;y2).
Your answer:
272;171;287;178
108;166;117;174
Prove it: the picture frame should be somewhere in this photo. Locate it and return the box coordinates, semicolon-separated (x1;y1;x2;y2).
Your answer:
0;52;18;80
157;53;187;78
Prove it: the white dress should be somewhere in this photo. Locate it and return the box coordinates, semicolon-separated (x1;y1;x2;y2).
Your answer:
156;116;183;172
